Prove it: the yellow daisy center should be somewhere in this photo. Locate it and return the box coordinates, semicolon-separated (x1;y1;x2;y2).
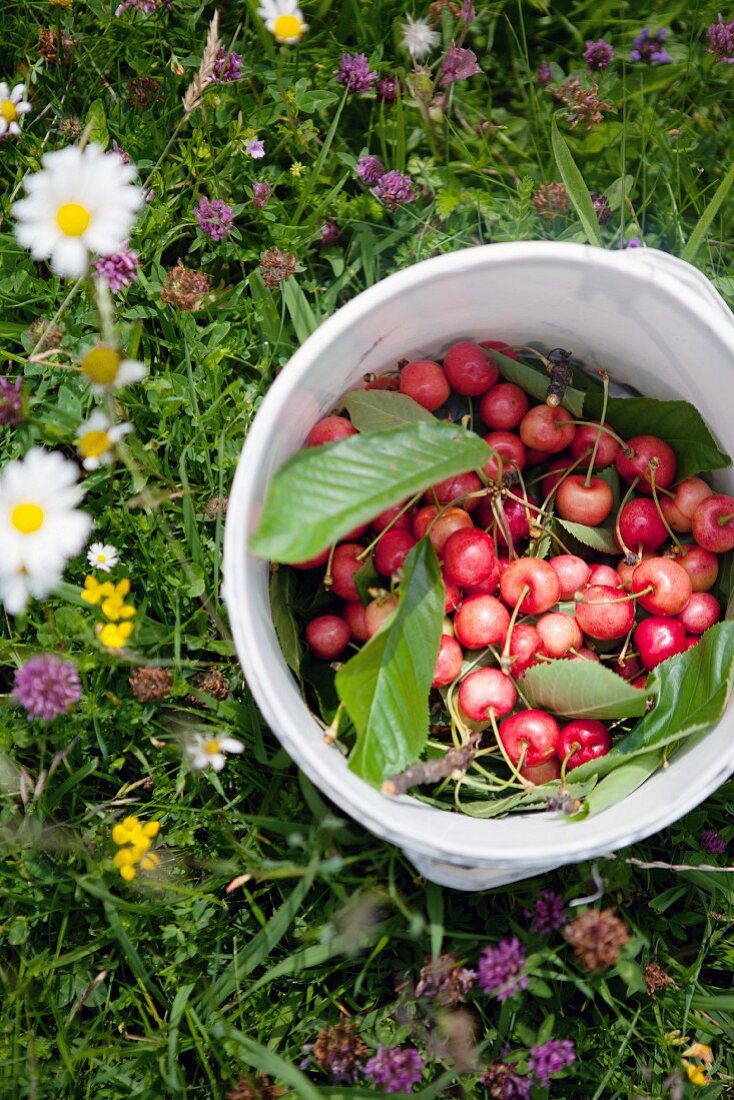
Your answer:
204;739;221;756
56;202;92;237
11;502;44;534
273;13;303;39
82;347;121;385
97;552;107;562
79;430;110;459
1;100;18;124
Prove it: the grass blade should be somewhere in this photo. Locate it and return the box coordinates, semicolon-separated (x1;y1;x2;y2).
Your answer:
681;162;734;262
551;119;602;246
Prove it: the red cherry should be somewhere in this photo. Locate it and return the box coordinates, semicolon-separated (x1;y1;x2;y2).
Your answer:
519;758;562;784
480;339;519;362
691;494;734;553
549;554;590;599
574;584;635;641
614;653;642;681
364;375;399;390
519;405;575;453
632;557;692;615
676;545;719;592
572;646;601;663
292;547;331;570
535;612;583;658
374;530;416;577
482;431;527;481
556;719;612;770
479;382;529;431
305;614;350;659
676;592;720;634
587;564;622;588
500;558;561;615
425;472;484;512
683;635;700;651
453;594;510;649
570;421;621;468
525;447;554;466
364;596;398;638
498;709;560;766
635;616;687;669
617;498;668;554
305;416;358;447
343;601;370;642
443;528;496;588
616;434;677;496
443;341;499;396
442;572;462;612
330;543;364;600
432;635;464;687
508;623;547;675
617;553;653;590
555;475;613;526
399;359;450;411
660;477;713;534
371;502;413;535
492;497;534;549
458;668;517;722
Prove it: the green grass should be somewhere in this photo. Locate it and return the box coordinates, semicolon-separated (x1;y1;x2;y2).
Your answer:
1;0;734;1096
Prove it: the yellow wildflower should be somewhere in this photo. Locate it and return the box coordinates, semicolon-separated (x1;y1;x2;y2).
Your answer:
682;1062;709;1087
682;1044;713;1065
81;575;114;605
119;865;136;882
97;621;134;649
290;161;305;177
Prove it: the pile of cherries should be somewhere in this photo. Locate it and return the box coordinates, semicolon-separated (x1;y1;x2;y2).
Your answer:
290;340;734;788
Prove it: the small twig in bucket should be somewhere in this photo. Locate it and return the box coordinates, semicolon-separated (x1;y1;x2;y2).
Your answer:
545;348;574;407
382;741;479;796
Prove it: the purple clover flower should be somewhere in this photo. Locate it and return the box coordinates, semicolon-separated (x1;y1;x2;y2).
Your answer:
115;0;169;14
440;44;482;85
94;249;140;292
246;138;265;159
335;53;378;95
211;48;245;83
525;890;567;935
376;74;399;103
584;38;614;70
364;1046;424;1093
701;828;726;854
0;377;23;426
528;1039;576;1087
460;1;476;24
591;191;612;225
708;15;734;64
619;235;642;249
13;655;81;721
252;181;272;208
631;28;671;64
477;937;528;1001
319;220;340;245
112;139;131;165
356;155;386;183
372;170;415;210
193;197;234;241
536;59;552;86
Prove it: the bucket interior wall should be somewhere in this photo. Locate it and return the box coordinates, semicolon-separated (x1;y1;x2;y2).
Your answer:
228;245;734;870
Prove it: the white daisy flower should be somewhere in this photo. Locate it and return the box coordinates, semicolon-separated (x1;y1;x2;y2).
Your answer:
12;143;144;278
0;83;31;138
186;733;244;772
0;448;91;615
400;15;440;60
76;411;132;471
87;542;119;573
257;0;308;43
79;344;147;392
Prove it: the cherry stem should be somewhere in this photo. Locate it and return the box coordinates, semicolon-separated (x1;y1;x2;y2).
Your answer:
564;418;626;448
584;371;609;489
500;584;531;671
614;475;641;562
356;493;422;562
322;542;338;590
647;467;685;554
616;625;636;664
559;743;580;785
718;512;734;526
488;710;529;787
322;702;345;744
581;585;653;605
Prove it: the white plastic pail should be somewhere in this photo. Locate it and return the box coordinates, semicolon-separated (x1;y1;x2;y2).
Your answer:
224;242;734;891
